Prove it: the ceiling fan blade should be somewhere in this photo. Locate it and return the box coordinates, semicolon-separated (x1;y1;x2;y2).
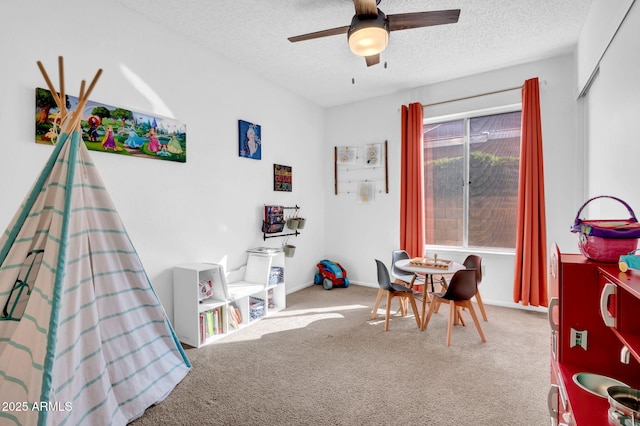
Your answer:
365;54;380;67
353;0;378;17
387;9;460;32
288;25;350;43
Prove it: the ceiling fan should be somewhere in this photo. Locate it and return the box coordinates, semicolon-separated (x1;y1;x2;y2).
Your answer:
288;0;460;67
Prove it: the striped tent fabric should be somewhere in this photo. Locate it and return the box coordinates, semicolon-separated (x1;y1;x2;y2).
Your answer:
0;130;190;425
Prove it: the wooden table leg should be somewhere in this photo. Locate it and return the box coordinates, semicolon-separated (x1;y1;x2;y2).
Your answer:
421;273;431;323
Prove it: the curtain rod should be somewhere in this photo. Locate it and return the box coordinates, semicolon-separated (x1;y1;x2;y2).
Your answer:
422;85;522;108
420;80;547;108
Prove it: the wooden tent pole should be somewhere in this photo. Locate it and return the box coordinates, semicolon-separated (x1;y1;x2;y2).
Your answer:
36;61;63;111
58;56;66;120
73;80;87;132
68;69;102;132
38;57;103;135
78;80;86;101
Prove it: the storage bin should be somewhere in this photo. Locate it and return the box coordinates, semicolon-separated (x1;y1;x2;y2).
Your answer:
269;267;284;285
570;196;640;262
249;296;265;321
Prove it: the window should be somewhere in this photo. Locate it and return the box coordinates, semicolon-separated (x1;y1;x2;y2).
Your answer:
423;108;521;250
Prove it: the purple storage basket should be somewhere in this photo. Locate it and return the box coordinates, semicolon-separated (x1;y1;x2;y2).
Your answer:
570;195;640;262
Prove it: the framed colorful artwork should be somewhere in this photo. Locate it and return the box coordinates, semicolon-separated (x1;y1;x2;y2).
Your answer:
274;164;292;192
35;88;187;163
364;143;382;167
239;119;261;160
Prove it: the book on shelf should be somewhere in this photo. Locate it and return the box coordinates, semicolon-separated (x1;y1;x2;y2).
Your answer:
219;306;226;334
200;306;227;340
228;308;238;329
234;301;243;322
200;313;206;342
228;303;242;329
206;310;215;337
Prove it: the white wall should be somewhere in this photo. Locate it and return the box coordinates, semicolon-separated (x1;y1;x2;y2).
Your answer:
0;0;326;322
324;54;582;309
584;2;640;217
576;0;635;95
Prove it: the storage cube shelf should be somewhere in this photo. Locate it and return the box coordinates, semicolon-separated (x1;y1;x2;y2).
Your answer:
173;252;286;348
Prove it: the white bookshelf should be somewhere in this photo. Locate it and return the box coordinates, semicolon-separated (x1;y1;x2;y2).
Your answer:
173;251;286;348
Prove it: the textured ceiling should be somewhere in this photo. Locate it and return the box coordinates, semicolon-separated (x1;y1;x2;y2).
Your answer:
113;0;593;107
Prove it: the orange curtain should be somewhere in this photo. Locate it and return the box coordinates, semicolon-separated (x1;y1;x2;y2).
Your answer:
400;103;425;258
513;78;548;307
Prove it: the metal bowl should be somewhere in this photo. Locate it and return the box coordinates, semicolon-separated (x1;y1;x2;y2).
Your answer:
573;373;629;398
608;386;640;419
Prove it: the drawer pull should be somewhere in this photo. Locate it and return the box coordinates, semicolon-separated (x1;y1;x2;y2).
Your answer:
548;384;559;421
548;297;559;332
599;283;616;327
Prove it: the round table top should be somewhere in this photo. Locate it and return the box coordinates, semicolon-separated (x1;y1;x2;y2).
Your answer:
394;258;464;275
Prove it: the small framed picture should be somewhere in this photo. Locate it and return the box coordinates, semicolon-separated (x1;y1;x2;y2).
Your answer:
364;143;381;167
239;119;261;160
358;181;375;203
274;164;292;192
337;147;357;165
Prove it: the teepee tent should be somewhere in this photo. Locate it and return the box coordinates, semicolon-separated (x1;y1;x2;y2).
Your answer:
0;58;190;425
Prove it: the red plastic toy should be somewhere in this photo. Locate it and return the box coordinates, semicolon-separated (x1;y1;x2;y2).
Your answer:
314;260;350;290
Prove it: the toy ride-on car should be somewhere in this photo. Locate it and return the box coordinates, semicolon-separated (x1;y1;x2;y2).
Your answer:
619;249;640;272
314;259;349;290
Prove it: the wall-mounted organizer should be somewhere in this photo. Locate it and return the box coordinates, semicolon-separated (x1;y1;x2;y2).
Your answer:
263;205;303;257
334;140;389;202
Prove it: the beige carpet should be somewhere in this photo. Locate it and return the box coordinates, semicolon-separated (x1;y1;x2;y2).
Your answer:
131;284;549;425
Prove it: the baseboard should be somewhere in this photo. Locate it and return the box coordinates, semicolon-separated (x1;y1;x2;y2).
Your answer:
482;300;547;313
342;282;546;313
286;281;374;295
286;281;315;294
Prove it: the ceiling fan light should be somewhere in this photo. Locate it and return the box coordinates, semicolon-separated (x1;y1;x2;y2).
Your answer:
348;26;388;56
348;11;389;57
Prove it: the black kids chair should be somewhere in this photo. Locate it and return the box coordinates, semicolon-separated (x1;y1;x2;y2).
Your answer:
422;268;486;346
437;254;488;321
462;255;488;321
391;250;421;286
374;259;421;331
371;250;424;319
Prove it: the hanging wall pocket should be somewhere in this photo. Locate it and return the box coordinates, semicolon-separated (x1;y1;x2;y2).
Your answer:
263;205;285;233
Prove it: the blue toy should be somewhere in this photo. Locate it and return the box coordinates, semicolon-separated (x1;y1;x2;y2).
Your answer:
619;249;640;272
314;260;349;290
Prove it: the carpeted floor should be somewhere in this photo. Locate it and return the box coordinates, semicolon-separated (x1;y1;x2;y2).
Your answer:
131;284;550;425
